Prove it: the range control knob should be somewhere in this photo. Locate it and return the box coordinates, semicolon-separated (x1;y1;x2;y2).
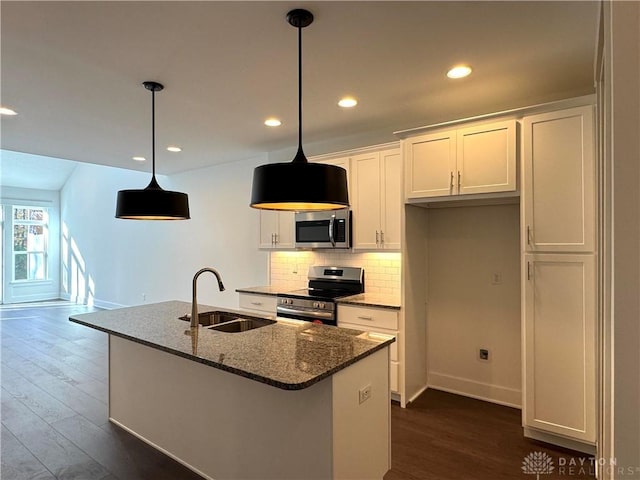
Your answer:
319;302;326;309
313;302;319;308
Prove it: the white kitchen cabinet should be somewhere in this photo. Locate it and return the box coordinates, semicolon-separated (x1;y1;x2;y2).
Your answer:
523;106;595;252
522;254;596;444
404;120;516;200
238;293;277;315
313;156;350;187
338;304;401;395
259;211;294;249
352;148;401;250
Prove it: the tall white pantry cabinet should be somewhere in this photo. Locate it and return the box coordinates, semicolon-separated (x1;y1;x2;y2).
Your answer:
521;105;596;450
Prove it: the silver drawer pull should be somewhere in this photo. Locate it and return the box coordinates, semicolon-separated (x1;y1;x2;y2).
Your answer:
357;316;374;321
251;301;263;306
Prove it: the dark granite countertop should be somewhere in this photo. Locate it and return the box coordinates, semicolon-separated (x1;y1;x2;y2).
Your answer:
235;286;287;296
337;293;402;310
69;301;394;391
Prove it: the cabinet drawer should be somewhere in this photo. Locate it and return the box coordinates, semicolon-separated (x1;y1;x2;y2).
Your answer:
338;305;399;330
238;293;277;314
338;321;398;362
390;361;399;393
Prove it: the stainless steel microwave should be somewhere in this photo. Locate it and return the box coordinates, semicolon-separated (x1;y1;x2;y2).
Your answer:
294;210;351;249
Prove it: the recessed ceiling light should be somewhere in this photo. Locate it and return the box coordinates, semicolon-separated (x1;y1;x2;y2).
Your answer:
0;107;18;115
338;97;358;108
447;65;472;79
132;156;146;162
167;146;182;152
264;118;282;127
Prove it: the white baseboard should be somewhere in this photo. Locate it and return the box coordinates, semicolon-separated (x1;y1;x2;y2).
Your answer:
428;371;522;408
93;299;127;310
59;292;126;310
524;427;596;455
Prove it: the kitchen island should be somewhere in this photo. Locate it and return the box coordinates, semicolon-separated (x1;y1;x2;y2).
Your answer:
70;301;394;480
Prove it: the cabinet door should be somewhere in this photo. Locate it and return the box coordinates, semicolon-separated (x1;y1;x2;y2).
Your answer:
523;254;596;443
523;106;595;252
457;120;516;195
276;211;295;248
352;152;382;249
316;156;351;190
404;130;457;199
259;211;278;249
380;149;402;250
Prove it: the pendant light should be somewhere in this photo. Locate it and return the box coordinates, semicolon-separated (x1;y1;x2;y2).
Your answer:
250;9;349;211
115;81;190;220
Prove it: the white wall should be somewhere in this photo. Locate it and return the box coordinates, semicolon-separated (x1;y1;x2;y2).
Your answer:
426;204;521;407
0;186;61;303
60;156;269;309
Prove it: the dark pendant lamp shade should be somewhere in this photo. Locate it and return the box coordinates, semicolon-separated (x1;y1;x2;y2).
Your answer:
250;9;349;211
115;81;190;220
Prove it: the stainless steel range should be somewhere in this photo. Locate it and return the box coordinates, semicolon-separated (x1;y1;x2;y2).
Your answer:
276;266;364;326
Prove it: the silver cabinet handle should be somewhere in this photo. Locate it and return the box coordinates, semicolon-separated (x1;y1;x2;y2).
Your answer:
457;170;461;189
380;231;385;244
450;171;454;191
357;316;374;321
375;230;380;245
526;225;532;246
271;233;275;245
527;261;532;281
274;233;279;245
251;301;263;306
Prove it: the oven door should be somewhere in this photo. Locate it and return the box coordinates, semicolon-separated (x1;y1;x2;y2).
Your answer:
276;305;337;326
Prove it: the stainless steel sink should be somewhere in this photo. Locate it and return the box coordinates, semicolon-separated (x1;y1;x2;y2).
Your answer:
178;310;240;327
208;318;276;333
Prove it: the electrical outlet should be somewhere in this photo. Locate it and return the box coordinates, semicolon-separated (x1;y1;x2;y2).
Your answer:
479;349;489;361
491;272;502;285
359;384;372;404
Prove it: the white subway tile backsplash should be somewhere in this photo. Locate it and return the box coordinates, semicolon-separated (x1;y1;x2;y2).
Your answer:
270;251;401;296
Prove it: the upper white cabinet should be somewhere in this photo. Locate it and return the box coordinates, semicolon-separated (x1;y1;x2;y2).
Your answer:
523;106;595;253
259;211;294;249
313;156;350;187
404;120;517;200
352;148;401;250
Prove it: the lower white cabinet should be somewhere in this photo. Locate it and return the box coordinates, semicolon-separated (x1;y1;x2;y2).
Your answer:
338;304;401;394
522;253;596;444
238;293;277;316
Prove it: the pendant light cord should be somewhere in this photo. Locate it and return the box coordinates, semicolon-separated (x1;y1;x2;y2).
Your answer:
297;24;302;152
151;88;156;180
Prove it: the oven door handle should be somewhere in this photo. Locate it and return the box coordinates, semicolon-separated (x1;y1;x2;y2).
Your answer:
276;307;334;320
328;214;336;247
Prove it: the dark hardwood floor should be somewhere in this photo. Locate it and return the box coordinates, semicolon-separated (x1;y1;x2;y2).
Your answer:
1;302;595;480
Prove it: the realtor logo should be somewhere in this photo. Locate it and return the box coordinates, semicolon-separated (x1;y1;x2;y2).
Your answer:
522;451;555;479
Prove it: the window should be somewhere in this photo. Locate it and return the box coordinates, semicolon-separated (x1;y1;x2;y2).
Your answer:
13;206;48;281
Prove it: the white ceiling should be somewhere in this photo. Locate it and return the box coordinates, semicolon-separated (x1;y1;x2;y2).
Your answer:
1;1;598;177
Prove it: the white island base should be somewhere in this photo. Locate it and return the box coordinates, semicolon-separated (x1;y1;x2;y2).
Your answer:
109;336;391;480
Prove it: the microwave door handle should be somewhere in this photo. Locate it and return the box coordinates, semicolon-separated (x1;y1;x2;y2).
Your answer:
328;214;336;247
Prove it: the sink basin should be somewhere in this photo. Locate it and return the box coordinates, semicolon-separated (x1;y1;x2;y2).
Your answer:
178;310;240;327
208;318;276;333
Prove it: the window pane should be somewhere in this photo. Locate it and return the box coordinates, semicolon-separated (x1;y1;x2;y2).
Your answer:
27;225;45;251
28;253;46;280
29;209;45;221
15;254;27;280
13;225;27;251
14;208;27;220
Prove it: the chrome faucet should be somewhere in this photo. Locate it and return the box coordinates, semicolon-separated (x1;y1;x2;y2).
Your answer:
191;267;226;329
